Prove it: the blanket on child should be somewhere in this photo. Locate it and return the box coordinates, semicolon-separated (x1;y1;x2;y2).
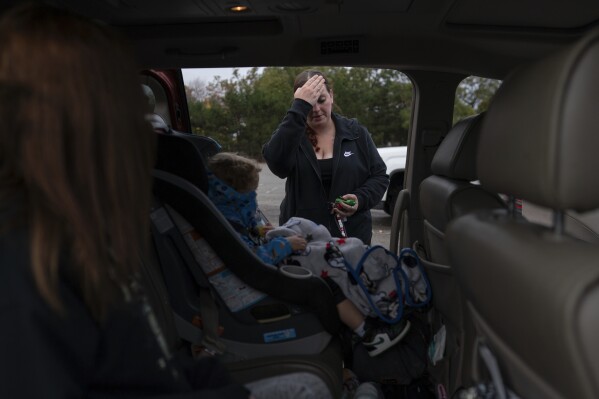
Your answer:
266;217;430;323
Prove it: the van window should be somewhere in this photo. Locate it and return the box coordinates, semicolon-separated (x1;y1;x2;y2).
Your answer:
182;67;413;157
453;76;502;124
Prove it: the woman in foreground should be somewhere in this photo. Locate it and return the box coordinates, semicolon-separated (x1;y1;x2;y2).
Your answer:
0;4;249;398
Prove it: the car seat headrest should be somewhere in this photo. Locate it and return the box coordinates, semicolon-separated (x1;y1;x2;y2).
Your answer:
431;113;485;181
146;113;170;134
141;84;156;114
155;132;209;193
478;28;599;212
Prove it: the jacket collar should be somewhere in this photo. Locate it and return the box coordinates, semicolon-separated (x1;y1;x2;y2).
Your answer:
332;113;361;140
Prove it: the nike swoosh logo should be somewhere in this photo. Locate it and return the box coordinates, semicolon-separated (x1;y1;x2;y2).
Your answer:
344;151;354;157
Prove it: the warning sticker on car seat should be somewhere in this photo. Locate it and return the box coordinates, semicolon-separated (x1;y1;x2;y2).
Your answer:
263;328;297;343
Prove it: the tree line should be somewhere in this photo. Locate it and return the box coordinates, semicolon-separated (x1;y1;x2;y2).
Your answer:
185;66;500;159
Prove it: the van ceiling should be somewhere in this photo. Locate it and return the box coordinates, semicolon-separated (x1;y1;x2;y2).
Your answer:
2;0;599;78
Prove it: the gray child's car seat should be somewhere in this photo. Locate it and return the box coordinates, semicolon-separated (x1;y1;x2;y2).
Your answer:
151;131;344;396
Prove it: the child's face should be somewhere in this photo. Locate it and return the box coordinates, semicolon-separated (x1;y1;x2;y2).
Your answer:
235;174;259;194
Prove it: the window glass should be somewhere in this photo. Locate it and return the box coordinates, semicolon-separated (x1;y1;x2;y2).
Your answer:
453;76;502;124
182;67;413;157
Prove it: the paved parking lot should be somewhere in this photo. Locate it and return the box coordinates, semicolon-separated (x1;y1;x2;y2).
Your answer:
257;163;392;248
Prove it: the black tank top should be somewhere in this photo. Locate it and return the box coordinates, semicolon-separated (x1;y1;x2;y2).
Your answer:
318;158;334;199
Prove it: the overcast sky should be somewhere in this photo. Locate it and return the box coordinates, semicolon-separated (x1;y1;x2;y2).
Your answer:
182;67;255;84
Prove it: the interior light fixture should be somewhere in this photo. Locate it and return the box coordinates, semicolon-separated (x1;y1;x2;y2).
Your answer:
228;5;250;13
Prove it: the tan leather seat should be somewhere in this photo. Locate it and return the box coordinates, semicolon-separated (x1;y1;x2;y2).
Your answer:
420;112;506;265
446;27;599;399
418;113;506;395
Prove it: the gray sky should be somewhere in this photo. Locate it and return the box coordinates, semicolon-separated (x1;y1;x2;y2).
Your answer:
182;67;255;84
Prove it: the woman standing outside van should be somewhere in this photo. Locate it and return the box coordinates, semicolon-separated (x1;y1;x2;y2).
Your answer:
262;70;389;244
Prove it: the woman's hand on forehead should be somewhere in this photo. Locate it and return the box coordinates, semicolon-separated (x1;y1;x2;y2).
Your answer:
294;75;325;106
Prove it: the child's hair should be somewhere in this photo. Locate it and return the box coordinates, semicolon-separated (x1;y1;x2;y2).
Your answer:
208;152;261;193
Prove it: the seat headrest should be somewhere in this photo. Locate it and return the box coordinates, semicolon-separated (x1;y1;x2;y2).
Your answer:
478;28;599;212
431;113;485;181
146;113;171;134
155;132;209;193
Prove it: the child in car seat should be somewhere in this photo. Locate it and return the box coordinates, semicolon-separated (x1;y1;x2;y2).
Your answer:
207;152;427;357
206;152;308;264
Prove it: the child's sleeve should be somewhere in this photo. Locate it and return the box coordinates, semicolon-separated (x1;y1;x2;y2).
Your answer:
254;237;293;265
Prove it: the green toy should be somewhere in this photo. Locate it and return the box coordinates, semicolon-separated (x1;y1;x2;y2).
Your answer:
335;197;356;207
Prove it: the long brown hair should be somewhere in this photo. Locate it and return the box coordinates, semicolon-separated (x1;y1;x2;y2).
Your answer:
0;4;156;318
293;70;333;151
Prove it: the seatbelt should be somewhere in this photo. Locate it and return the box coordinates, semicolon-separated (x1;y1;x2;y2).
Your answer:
138;242;184;353
460;342;521;399
389;189;410;255
150;200;226;355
